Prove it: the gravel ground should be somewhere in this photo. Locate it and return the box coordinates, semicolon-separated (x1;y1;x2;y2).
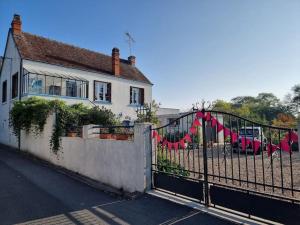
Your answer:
155;146;300;200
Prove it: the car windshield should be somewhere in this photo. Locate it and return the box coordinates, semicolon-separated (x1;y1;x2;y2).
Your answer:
240;129;259;137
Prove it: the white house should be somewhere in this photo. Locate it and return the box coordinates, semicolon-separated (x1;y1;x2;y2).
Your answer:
0;15;152;147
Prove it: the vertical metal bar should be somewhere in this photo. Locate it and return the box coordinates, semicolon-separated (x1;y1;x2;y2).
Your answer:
261;126;265;191
223;115;227;183
192;113;195;177
211;113;214;180
182;117;185;170
269;127;274;192
289;130;294;196
229;116;234;184
202;109;209;206
197;114;201;180
237;118;241;186
216;113;221;182
244;120;249;187
252;123;257;189
187;114;190;172
279;130;284;194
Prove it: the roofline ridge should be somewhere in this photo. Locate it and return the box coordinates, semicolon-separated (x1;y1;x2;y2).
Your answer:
21;31;128;61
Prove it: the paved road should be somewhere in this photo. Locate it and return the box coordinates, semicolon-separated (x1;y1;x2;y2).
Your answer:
0;148;234;225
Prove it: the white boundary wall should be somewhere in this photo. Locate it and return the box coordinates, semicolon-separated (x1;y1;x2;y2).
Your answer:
20;114;152;193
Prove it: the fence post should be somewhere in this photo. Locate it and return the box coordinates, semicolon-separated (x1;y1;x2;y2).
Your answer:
201;109;209;206
134;123;152;192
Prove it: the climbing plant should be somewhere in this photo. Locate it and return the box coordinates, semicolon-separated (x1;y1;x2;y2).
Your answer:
9;97;117;153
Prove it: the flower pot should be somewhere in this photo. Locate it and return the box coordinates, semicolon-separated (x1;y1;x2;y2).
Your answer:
100;134;117;139
100;134;112;139
115;134;130;140
67;132;77;137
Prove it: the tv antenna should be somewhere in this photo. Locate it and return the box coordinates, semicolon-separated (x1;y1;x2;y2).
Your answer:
125;32;135;56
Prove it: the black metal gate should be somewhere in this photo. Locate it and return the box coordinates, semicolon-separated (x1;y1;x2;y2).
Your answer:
151;109;300;224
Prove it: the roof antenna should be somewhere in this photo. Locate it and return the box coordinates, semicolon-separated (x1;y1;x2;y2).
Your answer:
125;32;135;56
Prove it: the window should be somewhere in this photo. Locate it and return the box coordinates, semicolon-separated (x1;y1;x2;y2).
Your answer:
94;81;111;102
2;80;7;103
12;73;18;99
130;87;144;105
29;74;44;94
66;80;77;97
49;85;61;95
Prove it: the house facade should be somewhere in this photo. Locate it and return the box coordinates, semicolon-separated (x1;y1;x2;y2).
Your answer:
0;15;152;147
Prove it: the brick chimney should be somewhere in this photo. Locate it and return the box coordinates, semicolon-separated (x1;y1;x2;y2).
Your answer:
128;56;136;66
11;14;22;35
112;48;120;76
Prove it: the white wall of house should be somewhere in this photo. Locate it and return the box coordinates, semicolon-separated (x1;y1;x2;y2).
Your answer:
22;60;152;121
20;114;152;193
0;31;22;148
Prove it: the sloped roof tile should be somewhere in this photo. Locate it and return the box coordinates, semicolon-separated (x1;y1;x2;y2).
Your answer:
13;32;152;84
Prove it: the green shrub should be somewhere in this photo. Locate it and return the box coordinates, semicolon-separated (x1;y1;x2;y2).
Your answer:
10;97;117;153
157;150;189;177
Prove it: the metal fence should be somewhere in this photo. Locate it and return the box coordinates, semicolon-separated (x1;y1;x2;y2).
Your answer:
151;109;300;223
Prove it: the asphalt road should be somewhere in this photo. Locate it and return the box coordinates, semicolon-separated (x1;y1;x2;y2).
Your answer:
0;147;234;225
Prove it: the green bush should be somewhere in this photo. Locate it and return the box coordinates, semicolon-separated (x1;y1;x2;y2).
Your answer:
157;150;189;177
10;97;117;153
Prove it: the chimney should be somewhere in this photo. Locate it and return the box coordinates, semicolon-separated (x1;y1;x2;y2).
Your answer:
112;47;120;76
11;14;22;35
128;56;136;66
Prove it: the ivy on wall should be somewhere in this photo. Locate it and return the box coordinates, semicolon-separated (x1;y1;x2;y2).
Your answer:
9;97;118;153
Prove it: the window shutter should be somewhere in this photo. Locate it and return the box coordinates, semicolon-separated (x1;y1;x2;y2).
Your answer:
93;81;96;101
130;87;132;104
86;82;89;99
140;88;144;105
107;83;111;102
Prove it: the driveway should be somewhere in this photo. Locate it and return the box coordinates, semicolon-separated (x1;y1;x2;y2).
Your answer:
0;147;234;225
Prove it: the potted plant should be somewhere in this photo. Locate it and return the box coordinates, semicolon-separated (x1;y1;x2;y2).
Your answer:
66;124;79;137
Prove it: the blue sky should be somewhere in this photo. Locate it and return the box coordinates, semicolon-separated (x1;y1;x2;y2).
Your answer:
1;0;299;110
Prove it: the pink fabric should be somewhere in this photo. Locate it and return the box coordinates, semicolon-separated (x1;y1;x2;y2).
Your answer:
152;130;157;138
173;142;179;151
224;128;230;138
196;111;205;119
189;126;197;135
280;139;291;153
253;140;261;154
285;131;298;143
192;119;201;127
217;122;224;132
180;139;186;149
167;142;173;151
184;134;192;143
156;135;161;143
267;144;278;156
211;117;218;128
205;112;211;121
241;137;251;150
231;132;238;143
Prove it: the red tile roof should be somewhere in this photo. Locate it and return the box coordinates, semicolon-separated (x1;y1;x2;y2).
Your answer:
13;32;152;84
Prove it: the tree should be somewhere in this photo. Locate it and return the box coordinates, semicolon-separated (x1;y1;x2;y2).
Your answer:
272;113;297;128
231;96;256;106
256;93;279;107
291;84;300;114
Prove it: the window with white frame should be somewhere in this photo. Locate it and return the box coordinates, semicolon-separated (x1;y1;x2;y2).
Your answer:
94;81;111;102
130;86;144;105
